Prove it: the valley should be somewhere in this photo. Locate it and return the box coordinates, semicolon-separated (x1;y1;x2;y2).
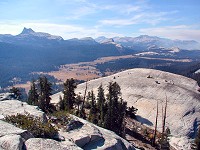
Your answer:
1;28;200;91
10;54;194;93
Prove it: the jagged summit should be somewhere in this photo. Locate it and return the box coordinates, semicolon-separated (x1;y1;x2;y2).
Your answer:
20;27;35;34
18;27;63;41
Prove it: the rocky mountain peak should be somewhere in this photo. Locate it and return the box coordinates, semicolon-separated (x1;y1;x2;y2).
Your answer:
20;27;35;35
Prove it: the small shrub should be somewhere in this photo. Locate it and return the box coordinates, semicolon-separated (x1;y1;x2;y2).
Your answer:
4;113;58;139
51;110;71;126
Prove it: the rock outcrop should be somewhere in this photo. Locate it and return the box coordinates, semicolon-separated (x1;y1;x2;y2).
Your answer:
0;120;33;150
25;138;82;150
0;134;23;150
59;116;137;150
51;68;200;150
0;100;47;122
0;99;136;150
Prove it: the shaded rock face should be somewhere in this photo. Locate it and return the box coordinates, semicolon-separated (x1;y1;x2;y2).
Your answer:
59;116;136;150
51;68;200;149
0;100;47;123
25;138;82;150
0;120;34;150
66;120;84;132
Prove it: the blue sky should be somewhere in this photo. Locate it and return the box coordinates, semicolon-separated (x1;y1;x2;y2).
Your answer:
0;0;200;41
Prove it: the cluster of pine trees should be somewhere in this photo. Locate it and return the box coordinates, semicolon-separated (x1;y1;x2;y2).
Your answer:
85;82;127;136
27;76;128;136
58;79;127;136
27;76;53;113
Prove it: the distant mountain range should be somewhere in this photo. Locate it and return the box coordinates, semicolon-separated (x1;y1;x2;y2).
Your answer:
0;27;200;88
95;35;200;50
0;27;200;50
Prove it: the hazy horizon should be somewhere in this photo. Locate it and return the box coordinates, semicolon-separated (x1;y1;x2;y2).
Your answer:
0;0;200;42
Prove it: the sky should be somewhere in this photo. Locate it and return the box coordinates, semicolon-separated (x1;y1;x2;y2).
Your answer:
0;0;200;41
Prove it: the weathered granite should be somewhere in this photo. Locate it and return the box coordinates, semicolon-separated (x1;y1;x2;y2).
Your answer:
51;68;200;150
59;116;137;150
0;120;34;150
0;100;47;123
25;138;82;150
0;134;23;150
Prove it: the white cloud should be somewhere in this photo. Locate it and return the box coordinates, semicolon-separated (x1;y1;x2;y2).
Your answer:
0;24;24;35
99;15;142;26
61;1;147;20
139;25;200;42
67;5;97;19
99;11;177;26
102;4;142;14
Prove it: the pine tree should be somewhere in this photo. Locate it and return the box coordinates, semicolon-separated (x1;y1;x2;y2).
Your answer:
97;84;105;109
118;98;127;136
38;76;52;112
85;91;92;109
75;94;83;116
90;90;96;113
111;82;121;134
88;90;98;124
126;106;138;119
59;95;64;110
10;87;21;100
97;84;106;125
62;78;77;111
105;82;113;130
28;80;39;105
104;82;127;135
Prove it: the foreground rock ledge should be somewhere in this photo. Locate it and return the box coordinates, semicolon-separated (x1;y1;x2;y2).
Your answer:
25;138;82;150
59;116;137;150
0;120;33;150
0;100;47;122
0;99;137;150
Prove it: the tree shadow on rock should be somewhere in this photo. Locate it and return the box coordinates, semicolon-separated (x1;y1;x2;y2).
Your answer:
83;138;105;150
136;115;153;126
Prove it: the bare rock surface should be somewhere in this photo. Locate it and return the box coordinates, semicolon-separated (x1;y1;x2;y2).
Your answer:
51;68;200;149
0;120;33;139
0;100;47;122
0;120;33;150
0;134;23;150
25;138;82;150
59;116;137;150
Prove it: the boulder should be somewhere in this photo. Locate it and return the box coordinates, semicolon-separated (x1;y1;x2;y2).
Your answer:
0;120;33;140
0;134;23;150
0;120;33;150
0;100;47;123
25;138;82;150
